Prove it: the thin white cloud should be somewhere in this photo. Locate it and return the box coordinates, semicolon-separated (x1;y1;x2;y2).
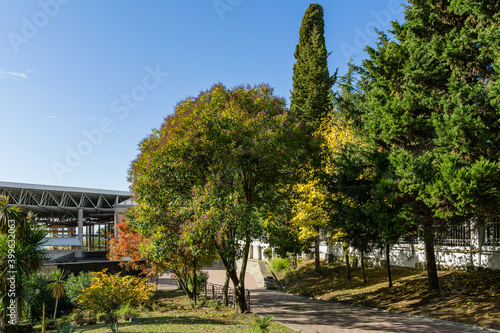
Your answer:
0;70;28;80
26;69;39;75
45;116;104;121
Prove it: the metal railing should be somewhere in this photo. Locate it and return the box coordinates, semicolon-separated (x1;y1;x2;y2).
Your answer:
200;281;250;311
154;275;251;310
484;222;500;246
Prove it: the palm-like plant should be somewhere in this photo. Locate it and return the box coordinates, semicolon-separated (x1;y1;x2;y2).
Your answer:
46;268;70;319
0;195;22;233
254;315;273;333
0;195;48;324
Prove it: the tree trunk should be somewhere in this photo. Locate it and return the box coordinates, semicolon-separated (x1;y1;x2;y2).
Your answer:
176;273;193;299
385;243;392;288
361;250;367;284
193;259;197;305
15;290;22;324
234;283;247;313
424;233;439;291
234;241;251;313
314;239;320;273
345;249;351;280
53;297;59;320
218;241;250;313
222;269;230;306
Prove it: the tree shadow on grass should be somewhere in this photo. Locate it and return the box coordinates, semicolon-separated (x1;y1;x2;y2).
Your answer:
126;315;235;326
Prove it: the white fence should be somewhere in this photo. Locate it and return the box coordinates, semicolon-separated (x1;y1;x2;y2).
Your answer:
252;220;500;270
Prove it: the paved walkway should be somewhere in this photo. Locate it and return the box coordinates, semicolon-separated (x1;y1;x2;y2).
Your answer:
204;267;497;333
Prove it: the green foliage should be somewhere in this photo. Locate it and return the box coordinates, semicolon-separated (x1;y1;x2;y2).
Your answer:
21;271;91;322
264;214;303;258
54;323;76;333
268;257;290;275
44;318;57;330
70;311;86;326
288;3;337;273
188;271;209;296
334;0;500;291
0;202;47;321
263;248;273;260
129;84;297;313
0;196;49;323
96;312;107;323
290;3;335;133
64;272;92;308
253;315;273;333
46;269;69;299
46;268;70;319
109;321;118;332
116;303;139;321
22;272;53;321
86;314;97;325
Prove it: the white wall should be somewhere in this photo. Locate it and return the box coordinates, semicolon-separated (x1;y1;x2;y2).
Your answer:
252;240;500;270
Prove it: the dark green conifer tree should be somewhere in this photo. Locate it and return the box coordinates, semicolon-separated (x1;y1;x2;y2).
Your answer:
290;3;335;133
356;0;500;290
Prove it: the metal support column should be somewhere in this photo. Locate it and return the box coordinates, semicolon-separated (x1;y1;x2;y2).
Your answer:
77;208;83;258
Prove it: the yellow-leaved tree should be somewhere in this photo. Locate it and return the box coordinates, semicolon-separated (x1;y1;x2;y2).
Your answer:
290;114;364;272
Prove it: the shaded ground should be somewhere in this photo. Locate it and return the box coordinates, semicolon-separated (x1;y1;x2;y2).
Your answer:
44;290;295;333
282;260;500;331
205;267;493;333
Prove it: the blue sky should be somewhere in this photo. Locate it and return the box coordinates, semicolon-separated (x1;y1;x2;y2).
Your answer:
0;0;406;191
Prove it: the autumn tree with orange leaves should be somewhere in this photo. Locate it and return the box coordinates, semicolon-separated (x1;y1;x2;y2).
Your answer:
108;214;148;273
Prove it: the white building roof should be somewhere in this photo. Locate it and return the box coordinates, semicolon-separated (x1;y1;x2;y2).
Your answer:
43;237;82;247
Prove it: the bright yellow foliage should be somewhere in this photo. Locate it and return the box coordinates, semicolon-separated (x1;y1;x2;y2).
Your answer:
291;178;328;240
291;115;363;243
76;269;155;314
320;116;365;175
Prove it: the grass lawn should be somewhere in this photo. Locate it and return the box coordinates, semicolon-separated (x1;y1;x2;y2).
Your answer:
44;290;295;333
282;260;500;330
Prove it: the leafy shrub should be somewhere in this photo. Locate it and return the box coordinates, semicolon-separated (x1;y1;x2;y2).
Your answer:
188;271;209;295
22;272;56;321
23;271;89;321
71;310;86;326
268;257;290;274
96;312;107;322
263;248;273;260
104;312;118;325
116;303;139;321
45;318;58;329
65;272;92;308
75;269;155;314
86;314;97;325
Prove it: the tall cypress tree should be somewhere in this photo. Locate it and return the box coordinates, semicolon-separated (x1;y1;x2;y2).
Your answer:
290;3;335;133
288;4;335;273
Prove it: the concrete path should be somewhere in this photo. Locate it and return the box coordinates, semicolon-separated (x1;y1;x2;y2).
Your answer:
204;267;497;333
